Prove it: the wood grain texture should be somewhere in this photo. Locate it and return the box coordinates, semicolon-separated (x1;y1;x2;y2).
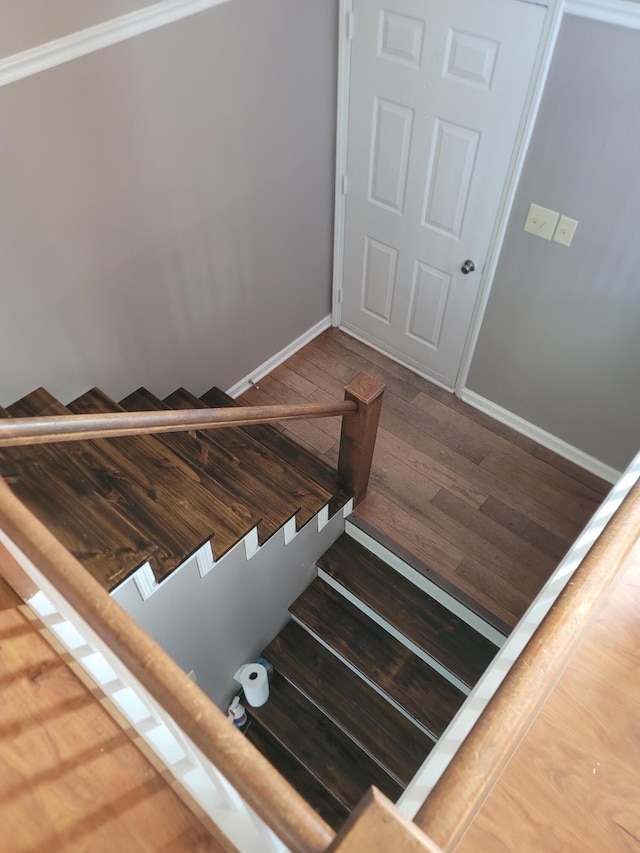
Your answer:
264;620;433;786
0;478;334;853
246;674;403;809
458;535;640;852
327;788;445;853
337;373;385;505
415;483;640;851
165;387;331;531
67;388;237;580
246;721;349;832
204;387;351;514
290;580;465;739
264;327;609;628
120;387;260;546
4;389;161;589
0;577;225;853
319;535;497;689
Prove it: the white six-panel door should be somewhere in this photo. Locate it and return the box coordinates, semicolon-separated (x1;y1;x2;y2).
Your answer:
340;0;545;388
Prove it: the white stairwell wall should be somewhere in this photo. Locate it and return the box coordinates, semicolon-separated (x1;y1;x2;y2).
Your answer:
112;500;353;710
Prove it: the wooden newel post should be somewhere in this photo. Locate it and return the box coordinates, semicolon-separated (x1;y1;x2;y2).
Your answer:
337;373;385;506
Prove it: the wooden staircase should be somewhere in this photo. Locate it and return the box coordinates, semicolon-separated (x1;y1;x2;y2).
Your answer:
0;375;502;842
245;531;501;830
0;384;347;593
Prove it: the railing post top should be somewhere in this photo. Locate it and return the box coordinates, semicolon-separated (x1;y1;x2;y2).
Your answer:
344;373;386;405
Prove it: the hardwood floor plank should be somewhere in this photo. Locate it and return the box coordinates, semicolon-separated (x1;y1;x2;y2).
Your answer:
290;580;466;739
357;490;465;578
376;425;489;509
370;446;440;508
531;444;612;498
455;558;531;628
269;363;318;398
237;385;285;430
284;352;357;400
388;392;490;464
297;340;358;383
481;452;599;528
378;405;585;542
480;496;571;563
238;383;335;454
432;490;557;582
411;389;608;508
258;375;342;443
319;535;498;689
305;335;420;404
329;329;538;452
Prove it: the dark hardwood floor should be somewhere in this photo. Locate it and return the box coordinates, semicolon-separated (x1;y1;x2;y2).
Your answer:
239;328;611;629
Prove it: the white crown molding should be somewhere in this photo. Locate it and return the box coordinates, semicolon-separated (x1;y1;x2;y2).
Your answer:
564;0;640;28
0;0;232;88
461;388;620;484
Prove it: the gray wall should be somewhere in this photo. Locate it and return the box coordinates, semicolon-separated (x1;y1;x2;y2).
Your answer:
468;15;640;472
112;509;346;710
0;0;337;407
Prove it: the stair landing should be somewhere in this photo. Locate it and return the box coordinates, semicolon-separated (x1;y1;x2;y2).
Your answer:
0;577;226;852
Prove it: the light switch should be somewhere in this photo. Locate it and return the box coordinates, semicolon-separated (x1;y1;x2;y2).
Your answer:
553;215;578;247
523;203;560;240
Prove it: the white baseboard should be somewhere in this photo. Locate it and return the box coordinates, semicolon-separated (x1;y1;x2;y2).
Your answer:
0;0;233;88
461;389;620;484
226;315;331;398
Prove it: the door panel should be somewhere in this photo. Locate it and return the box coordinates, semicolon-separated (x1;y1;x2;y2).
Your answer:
341;0;544;387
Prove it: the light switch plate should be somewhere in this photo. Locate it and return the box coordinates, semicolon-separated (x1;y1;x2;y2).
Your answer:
553;215;579;247
524;203;560;241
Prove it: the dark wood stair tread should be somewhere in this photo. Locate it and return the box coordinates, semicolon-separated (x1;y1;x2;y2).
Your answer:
318;535;497;689
119;388;260;550
290;579;466;738
201;387;351;513
246;674;402;810
2;389;159;589
245;721;348;831
159;388;300;544
263;620;432;786
164;387;331;531
66;388;236;580
350;514;511;637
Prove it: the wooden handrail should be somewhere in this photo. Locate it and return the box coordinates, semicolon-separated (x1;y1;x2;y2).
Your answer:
0;476;334;853
0;400;357;447
414;481;640;851
329;788;444;852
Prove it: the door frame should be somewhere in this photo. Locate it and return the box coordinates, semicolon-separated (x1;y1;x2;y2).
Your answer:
331;0;564;393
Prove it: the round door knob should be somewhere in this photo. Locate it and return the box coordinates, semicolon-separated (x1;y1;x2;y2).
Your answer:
461;259;476;275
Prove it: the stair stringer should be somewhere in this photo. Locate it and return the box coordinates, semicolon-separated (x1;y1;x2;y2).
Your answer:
111;499;354;711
